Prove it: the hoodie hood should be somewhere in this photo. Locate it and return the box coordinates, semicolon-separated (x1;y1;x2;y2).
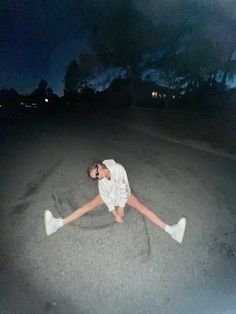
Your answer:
103;159;116;169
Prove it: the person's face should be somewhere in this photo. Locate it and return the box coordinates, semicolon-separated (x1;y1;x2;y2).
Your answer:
90;164;106;180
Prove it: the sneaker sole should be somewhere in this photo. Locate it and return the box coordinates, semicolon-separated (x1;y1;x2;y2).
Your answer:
44;210;53;236
176;217;187;243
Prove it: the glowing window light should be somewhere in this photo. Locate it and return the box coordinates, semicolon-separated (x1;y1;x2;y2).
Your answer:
152;91;158;98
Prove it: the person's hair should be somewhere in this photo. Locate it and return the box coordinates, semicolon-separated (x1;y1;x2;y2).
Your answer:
87;161;107;179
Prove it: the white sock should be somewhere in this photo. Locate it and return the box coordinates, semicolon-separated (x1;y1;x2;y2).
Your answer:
57;217;64;228
164;225;173;236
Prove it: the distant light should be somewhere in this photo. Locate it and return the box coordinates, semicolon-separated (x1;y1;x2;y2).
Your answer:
172;95;176;99
45;98;49;102
0;104;2;108
152;91;158;98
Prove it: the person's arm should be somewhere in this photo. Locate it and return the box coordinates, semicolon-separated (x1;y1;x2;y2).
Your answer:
111;209;123;223
116;164;131;208
98;183;115;212
99;183;123;222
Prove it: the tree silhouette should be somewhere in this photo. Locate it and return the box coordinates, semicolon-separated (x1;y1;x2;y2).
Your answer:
70;0;236;109
78;52;95;89
105;3;160;106
73;0;160;107
148;1;236;97
0;88;19;111
31;80;53;105
64;59;79;96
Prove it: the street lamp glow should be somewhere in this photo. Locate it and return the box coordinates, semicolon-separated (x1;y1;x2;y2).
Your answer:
45;98;49;102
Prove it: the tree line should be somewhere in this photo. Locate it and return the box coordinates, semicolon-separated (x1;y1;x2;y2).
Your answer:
1;0;236;112
64;0;236;107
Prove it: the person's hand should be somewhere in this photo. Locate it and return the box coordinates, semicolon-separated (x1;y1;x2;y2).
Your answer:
114;214;123;223
117;207;124;218
112;209;123;223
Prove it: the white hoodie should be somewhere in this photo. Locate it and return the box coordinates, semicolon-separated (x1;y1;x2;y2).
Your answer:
98;159;131;212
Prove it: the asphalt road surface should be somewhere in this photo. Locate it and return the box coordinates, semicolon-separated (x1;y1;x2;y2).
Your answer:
1;113;236;314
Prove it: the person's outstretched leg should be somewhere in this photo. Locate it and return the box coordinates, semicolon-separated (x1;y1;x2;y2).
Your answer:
63;195;103;225
44;195;103;236
127;193;186;243
127;193;167;229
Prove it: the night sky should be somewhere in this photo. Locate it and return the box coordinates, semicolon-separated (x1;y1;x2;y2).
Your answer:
1;1;236;96
1;1;91;95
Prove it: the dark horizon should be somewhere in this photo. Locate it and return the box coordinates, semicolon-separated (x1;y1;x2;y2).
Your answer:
1;0;236;96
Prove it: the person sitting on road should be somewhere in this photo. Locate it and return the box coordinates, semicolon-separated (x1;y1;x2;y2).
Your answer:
44;159;187;243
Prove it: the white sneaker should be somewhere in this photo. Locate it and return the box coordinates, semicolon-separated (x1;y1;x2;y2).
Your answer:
171;217;187;244
44;210;63;236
